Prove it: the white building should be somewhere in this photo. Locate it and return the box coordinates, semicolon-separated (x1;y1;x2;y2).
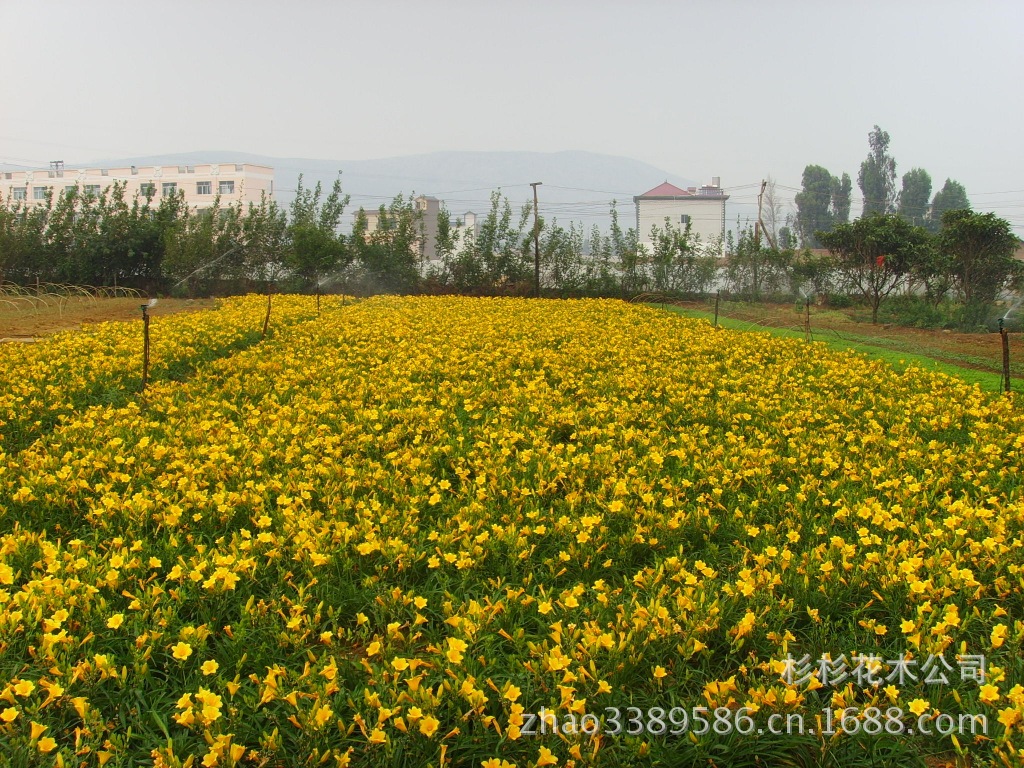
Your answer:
1;162;274;209
635;179;729;255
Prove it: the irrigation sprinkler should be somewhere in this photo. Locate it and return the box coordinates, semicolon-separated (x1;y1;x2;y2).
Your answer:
804;298;811;342
140;299;157;392
999;318;1011;394
714;291;720;328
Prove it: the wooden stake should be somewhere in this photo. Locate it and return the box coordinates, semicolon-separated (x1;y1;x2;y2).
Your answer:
140;304;151;392
1001;319;1011;394
262;293;272;339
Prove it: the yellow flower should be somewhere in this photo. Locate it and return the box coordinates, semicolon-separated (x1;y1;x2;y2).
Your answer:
13;680;35;697
991;624;1008;648
653;666;668;680
1;707;18;723
37;736;57;753
201;660;220;675
171;642;193;661
446;637;468;664
106;614;125;629
419;715;440;737
908;699;930;716
997;708;1020;728
536;746;559;766
979;684;1000;705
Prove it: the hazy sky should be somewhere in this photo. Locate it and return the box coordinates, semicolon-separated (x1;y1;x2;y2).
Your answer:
2;1;1022;230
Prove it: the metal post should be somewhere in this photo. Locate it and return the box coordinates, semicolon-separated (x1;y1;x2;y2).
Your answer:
530;182;542;298
805;298;811;341
714;291;720;328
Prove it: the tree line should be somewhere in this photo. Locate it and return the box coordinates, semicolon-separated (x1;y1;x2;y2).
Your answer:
789;126;972;249
1;160;1019;331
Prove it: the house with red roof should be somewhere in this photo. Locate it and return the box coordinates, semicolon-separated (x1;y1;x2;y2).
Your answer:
634;178;729;256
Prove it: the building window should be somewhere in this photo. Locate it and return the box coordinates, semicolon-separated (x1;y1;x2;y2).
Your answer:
196;181;212;195
234;164;244;172
65;185;77;195
33;186;49;200
162;182;177;197
84;185;101;197
680;214;691;225
12;187;27;201
218;180;235;195
140;183;156;197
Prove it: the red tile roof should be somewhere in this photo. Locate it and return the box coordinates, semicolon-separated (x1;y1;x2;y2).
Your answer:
637;182;693;198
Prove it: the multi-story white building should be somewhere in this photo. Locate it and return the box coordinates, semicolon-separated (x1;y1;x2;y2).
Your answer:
1;162;274;209
635;178;729;255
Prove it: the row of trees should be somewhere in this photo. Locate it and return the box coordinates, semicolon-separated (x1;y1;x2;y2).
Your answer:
0;176;350;295
792;126;972;248
1;168;1019;330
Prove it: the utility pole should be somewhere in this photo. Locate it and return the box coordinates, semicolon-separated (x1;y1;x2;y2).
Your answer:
531;182;542;298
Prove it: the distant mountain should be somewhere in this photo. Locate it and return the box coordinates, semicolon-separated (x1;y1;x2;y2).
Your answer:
51;149;700;231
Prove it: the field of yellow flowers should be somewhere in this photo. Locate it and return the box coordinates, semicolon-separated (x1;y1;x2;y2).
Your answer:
0;295;1022;768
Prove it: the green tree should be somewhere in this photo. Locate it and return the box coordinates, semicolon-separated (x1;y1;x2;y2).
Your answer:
542;219;585;294
939;209;1021;325
242;193;289;287
897;168;932;227
286;174;349;290
795;165;837;247
819;213;931;323
928;179;970;232
858;125;898;215
352;195;422;293
726;224;792;298
831;173;853;225
608;202;643;297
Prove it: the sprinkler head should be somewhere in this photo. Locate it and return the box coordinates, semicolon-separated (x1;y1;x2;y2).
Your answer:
999;318;1004;332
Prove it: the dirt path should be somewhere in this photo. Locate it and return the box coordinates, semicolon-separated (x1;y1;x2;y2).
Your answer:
668;300;1021;379
0;297;217;340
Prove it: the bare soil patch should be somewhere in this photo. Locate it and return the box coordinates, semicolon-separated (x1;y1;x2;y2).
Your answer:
0;297;218;340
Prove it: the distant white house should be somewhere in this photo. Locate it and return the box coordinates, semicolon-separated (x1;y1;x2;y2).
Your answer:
634;179;729;256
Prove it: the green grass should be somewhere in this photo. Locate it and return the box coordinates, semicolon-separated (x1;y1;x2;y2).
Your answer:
658;304;1024;395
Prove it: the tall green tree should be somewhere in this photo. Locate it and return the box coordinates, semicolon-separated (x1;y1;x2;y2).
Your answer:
831;173;853;225
794;165;837;247
939;209;1021;324
242;193;289;286
928;179;970;232
818;213;930;323
897;168;932;227
286;174;349;290
352;195;422;293
858;125;898;215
